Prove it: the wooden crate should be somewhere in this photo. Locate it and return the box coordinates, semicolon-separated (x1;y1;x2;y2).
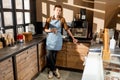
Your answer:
22;32;32;42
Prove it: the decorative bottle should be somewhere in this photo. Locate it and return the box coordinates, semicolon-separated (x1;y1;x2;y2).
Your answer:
110;36;116;50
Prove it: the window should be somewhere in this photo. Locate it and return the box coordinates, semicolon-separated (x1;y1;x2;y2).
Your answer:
15;0;31;24
0;0;32;40
15;0;23;9
2;0;12;9
4;12;13;26
16;12;23;24
2;0;13;27
25;12;30;23
24;0;30;10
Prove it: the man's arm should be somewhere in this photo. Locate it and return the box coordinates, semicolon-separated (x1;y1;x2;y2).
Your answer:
66;29;78;44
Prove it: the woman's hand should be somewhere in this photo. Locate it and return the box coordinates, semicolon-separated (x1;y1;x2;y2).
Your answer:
73;38;78;44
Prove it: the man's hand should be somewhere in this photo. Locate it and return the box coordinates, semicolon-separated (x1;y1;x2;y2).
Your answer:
50;28;57;34
73;38;78;44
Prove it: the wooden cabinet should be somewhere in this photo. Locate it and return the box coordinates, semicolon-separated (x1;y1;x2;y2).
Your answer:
56;42;67;67
0;58;14;80
56;42;90;70
38;42;46;71
16;45;38;80
66;42;90;70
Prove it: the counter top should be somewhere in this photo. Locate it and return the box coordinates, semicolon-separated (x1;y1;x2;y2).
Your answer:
82;43;120;80
0;34;46;62
82;43;104;80
0;34;91;62
82;52;104;80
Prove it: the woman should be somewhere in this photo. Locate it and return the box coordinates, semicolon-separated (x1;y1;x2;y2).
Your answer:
44;5;78;79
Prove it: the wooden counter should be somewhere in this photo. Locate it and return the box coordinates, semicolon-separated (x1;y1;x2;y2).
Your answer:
0;35;91;79
56;41;90;70
0;34;47;80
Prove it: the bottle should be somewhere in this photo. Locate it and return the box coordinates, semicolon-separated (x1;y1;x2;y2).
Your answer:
110;36;116;50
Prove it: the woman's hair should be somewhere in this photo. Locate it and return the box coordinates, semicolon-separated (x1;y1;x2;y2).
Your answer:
54;5;62;11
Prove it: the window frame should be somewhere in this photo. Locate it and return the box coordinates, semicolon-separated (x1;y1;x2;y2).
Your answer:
0;0;32;40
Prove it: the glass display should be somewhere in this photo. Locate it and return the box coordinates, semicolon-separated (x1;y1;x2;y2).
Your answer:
103;55;120;80
25;12;30;23
2;0;12;9
71;28;88;38
4;12;13;26
16;12;23;24
15;0;23;9
24;0;30;10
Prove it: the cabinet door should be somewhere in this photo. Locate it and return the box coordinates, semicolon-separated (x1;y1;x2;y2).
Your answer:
56;42;67;67
66;42;90;70
67;54;84;70
56;51;67;67
16;45;38;80
0;58;14;80
27;46;38;79
38;42;46;71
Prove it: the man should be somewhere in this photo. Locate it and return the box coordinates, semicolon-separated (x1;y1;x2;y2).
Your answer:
44;5;78;79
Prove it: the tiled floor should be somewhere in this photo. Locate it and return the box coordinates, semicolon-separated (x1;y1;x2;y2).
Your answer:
35;68;83;80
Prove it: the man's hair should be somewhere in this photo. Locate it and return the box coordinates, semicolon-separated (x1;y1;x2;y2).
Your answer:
54;5;62;11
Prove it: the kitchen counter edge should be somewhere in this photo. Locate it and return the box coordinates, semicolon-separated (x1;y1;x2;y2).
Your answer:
0;34;46;62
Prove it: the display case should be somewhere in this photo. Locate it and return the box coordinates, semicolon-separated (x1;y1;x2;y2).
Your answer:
71;20;88;38
103;54;120;80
